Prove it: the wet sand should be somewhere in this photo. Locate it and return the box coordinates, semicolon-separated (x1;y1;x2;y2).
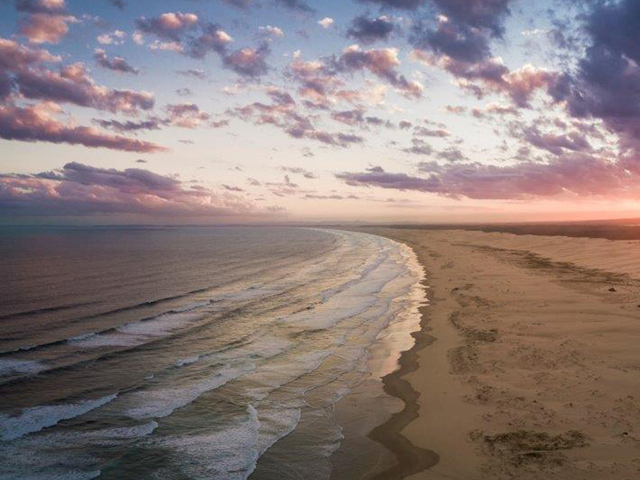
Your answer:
352;227;640;480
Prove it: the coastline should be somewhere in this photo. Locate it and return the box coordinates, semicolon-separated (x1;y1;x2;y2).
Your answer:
349;227;640;480
366;276;439;480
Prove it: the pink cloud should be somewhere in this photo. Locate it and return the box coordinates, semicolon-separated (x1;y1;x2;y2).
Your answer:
136;12;199;41
20;13;74;44
165;103;210;128
17;62;154;113
0;102;166;152
337;154;640;200
334;45;423;99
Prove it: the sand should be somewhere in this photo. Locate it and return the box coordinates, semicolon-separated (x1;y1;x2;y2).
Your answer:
352;228;640;480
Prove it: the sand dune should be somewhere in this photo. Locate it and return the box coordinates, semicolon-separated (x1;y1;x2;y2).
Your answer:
356;228;640;480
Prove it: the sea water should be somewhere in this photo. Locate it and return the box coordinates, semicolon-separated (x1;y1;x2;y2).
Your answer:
0;226;425;479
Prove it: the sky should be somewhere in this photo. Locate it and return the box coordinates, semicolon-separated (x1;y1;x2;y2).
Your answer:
1;0;640;224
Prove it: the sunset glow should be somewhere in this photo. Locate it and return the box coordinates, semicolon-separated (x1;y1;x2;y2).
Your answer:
2;0;640;223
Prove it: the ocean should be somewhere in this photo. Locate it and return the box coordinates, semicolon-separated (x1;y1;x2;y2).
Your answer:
0;226;426;479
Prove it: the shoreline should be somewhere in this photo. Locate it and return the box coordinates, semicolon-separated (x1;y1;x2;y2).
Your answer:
350;227;640;480
366;274;439;479
348;227;484;480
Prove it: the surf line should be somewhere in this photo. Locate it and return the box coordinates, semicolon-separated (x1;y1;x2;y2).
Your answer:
367;244;440;479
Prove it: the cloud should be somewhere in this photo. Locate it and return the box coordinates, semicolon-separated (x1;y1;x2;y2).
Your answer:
93;117;163;133
107;0;125;9
221;0;252;8
337;153;640;200
94;49;139;74
97;30;126;45
403;137;433;155
407;2;547;110
0;102;166;152
331;108;365;126
412;47;559;108
304;194;359;200
412;15;490;64
318;17;334;29
136;13;272;79
436;146;467;161
346;15;395;45
222;184;244;192
273;0;314;13
0;37;59;70
0;162;258;217
222;43;270;77
0;38;153;112
288;55;343;107
96;103;222;133
548;0;640;154
230;87;364;147
20;12;75;44
517;124;592;156
15;0;74;44
186;22;234;58
259;25;284;39
176;68;207;79
431;0;512;37
281;166;317;178
136;12;199;41
165;103;210;128
16;0;65;14
357;0;424;10
333;45;423;98
471;102;518;117
414;125;450;137
16;62;154;113
337;166;439;191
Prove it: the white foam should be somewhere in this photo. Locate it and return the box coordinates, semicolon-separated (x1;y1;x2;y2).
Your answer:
0;394;117;441
152;404;300;480
72;312;203;348
125;364;254;419
175;355;201;367
94;421;159;440
153;404;261;480
255;407;301;455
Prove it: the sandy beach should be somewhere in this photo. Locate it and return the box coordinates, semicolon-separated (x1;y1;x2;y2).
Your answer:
355;227;640;480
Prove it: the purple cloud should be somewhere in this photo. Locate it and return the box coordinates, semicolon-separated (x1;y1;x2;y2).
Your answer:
333;45;423;98
338;153;640;200
0;162;259;217
0;103;166;152
347;15;395;45
230;87;364;147
16;0;66;14
357;0;423;10
93;118;163;133
94;49;139;74
16;62;154;113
